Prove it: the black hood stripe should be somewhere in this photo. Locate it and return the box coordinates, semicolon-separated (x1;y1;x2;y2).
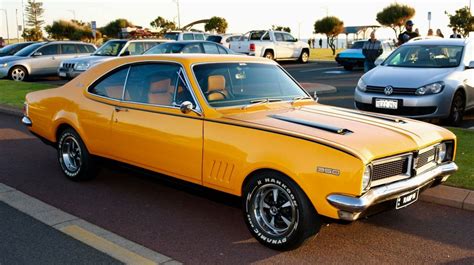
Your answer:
269;114;353;135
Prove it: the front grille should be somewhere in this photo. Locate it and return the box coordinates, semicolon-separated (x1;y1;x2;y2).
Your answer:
366;86;417;95
372;156;410;181
356;102;437;116
62;63;75;69
417;147;436;168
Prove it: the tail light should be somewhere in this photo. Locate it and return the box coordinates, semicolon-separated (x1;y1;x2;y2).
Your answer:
249;43;255;52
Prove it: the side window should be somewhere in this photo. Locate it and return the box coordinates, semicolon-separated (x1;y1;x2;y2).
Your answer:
61;44;77;54
262;33;270;41
123;63;192;106
217;45;228;54
77;44;89;53
183;33;194;40
182;43;203;53
283;33;295;42
123;42;145;55
37;44;59;55
274;33;284;42
85;45;96;53
203;43;219;54
88;67;129;100
194;34;205;40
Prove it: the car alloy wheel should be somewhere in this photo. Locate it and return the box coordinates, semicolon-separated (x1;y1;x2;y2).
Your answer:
444;91;465;126
60;135;82;174
264;51;274;60
10;66;27;81
299;51;309;63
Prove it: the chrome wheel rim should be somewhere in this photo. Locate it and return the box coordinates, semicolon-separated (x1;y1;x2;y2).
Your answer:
302;52;309;62
61;136;82;173
251;184;297;236
11;68;26;81
265;53;273;60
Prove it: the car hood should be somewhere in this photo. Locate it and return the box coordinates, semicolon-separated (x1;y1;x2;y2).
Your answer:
61;55;115;65
362;65;457;88
0;55;25;64
220;104;454;163
338;49;364;58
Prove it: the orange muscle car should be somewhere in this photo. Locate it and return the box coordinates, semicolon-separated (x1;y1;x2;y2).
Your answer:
23;54;458;250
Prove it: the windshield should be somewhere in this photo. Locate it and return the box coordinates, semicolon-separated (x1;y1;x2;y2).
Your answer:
193;63;308;108
164;33;179;40
93;41;126;56
0;43;32;55
350;41;365;49
384;45;464;68
145;43;185;54
14;43;44;57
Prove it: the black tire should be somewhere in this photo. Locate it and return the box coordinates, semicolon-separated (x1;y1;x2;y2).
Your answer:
264;50;274;60
443;91;465;126
9;66;28;81
242;171;321;250
57;128;97;181
343;65;353;71
298;50;309;63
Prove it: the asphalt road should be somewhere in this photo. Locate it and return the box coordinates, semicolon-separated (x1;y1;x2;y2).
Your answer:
1;111;473;264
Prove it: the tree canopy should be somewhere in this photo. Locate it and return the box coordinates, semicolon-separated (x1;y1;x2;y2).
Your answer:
272;25;291;33
23;0;45;41
150;16;177;34
100;18;134;38
204;16;228;34
314;16;344;55
376;3;415;38
446;7;474;37
45;20;100;41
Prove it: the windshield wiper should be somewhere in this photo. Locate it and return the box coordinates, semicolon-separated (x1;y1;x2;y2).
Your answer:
241;98;282;110
291;96;312;105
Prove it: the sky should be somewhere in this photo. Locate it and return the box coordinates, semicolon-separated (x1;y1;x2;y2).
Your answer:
0;0;472;41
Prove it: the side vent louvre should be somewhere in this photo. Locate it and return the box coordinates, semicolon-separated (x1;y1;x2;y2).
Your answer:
209;160;234;184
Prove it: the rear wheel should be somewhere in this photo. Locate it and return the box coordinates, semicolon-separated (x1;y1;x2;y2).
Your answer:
264;50;274;60
9;66;28;81
443;91;465;126
57;128;97;181
242;171;321;250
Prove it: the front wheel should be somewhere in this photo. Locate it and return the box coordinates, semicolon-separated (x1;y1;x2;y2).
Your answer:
264;50;274;60
9;66;28;81
443;91;465;126
57;128;97;181
299;50;309;63
242;171;321;250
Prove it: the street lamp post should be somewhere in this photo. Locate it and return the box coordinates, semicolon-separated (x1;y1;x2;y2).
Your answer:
67;9;76;20
173;0;181;29
0;9;10;43
16;9;20;42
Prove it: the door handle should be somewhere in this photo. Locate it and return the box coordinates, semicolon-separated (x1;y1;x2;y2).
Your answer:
114;106;128;112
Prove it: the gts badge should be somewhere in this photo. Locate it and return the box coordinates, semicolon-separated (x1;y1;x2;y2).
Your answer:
317;167;340;176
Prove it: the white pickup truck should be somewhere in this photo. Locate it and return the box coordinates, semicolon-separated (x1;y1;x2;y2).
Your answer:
229;30;310;63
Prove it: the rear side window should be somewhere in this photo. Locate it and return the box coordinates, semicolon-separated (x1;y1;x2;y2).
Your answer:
88;67;129;100
61;44;77;54
182;43;203;53
38;44;59;55
194;34;205;40
77;44;95;53
183;33;194;40
124;42;145;55
217;45;228;54
274;33;284;41
203;43;219;54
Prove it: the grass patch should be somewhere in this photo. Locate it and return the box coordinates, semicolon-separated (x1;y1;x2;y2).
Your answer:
309;48;344;61
446;127;474;190
0;80;56;108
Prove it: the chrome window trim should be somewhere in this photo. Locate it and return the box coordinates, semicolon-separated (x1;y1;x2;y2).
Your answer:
86;59;202;114
121;66;132;100
189;61;311;110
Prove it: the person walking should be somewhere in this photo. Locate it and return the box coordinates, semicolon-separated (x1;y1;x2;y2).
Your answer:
362;31;383;72
427;29;434;36
436;29;444;38
450;28;462;38
397;20;419;46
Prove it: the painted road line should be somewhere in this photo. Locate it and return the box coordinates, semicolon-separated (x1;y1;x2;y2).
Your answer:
62;225;157;265
299;66;342;73
0;182;179;265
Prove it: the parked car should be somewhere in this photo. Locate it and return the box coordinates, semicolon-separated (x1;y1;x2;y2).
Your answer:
206;34;242;48
22;54;458;250
335;40;395;70
0;42;37;57
354;39;474;125
164;31;206;41
144;40;233;55
0;41;96;81
229;30;310;63
58;39;168;79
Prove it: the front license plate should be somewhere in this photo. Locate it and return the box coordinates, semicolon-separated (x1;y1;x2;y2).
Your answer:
396;189;419;209
375;99;398;109
59;72;66;77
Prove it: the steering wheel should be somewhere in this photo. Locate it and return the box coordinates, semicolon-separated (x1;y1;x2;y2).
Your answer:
206;89;228;100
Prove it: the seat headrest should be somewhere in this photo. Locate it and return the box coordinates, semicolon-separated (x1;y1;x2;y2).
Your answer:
149;78;171;93
208;75;225;92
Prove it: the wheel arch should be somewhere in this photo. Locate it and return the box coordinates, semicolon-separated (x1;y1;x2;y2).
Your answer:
8;64;31;77
263;48;275;58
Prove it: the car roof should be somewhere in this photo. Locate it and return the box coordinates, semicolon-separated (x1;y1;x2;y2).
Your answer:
403;38;468;46
124;53;275;65
163;40;224;45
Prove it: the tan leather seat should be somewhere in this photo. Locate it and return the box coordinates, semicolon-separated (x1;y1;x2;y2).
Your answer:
148;78;173;105
207;75;228;101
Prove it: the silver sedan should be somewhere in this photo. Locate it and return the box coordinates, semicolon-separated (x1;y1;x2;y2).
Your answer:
354;39;474;125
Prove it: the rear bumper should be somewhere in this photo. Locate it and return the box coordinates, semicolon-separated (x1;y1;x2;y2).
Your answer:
326;162;458;221
22;116;32;127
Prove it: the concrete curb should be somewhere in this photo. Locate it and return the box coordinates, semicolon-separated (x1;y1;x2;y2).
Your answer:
0;104;472;213
0;183;180;264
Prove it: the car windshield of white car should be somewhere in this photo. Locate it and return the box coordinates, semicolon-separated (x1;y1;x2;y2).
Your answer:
144;43;185;54
93;41;126;56
384;45;463;68
193;63;308;108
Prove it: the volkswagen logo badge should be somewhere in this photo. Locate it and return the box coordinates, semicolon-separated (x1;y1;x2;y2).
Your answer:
384;86;393;95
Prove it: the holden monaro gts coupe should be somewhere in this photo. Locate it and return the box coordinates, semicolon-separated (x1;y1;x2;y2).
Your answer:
23;54;458;250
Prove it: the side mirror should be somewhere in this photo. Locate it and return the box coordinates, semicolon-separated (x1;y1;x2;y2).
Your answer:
312;91;319;102
121;51;130;57
468;61;474;69
180;101;194;114
32;52;42;57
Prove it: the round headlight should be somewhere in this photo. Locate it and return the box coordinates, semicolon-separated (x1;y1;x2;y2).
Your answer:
357;79;367;92
362;165;372;192
437;143;447;163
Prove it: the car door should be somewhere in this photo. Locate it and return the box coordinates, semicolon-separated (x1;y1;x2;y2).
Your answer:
110;62;203;183
30;44;60;75
273;32;290;59
282;33;298;58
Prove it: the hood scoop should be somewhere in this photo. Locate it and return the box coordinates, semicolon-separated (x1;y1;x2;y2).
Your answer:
270;114;353;135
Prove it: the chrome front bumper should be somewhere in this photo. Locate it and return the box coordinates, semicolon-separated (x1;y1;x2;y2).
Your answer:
22;116;32;126
327;162;458;221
